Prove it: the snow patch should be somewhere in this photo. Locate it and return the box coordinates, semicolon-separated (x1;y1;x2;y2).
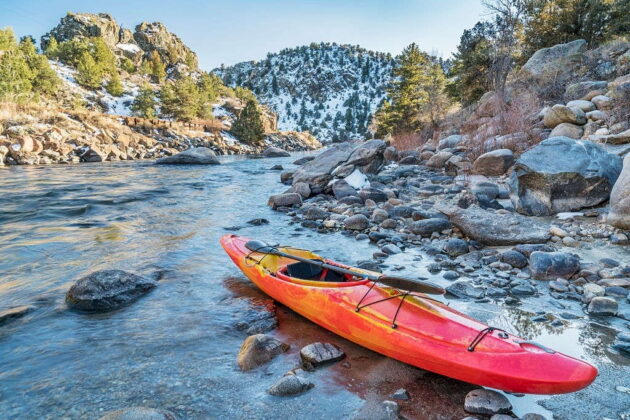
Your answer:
344;169;370;190
557;212;584;220
116;43;141;53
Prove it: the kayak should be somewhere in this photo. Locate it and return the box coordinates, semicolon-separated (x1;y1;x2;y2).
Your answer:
220;234;597;394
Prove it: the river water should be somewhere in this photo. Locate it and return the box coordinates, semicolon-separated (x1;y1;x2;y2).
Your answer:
0;155;628;419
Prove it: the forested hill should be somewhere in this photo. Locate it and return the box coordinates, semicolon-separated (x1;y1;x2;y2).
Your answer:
214;43;395;142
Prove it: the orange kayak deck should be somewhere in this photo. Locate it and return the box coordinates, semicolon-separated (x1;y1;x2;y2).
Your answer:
220;234;597;394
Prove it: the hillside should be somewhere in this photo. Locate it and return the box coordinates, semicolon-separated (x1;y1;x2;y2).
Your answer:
214;43;394;142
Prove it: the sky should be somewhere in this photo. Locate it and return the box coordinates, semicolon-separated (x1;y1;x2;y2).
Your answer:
0;0;487;70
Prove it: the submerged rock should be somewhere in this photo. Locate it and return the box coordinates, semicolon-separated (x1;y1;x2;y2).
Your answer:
66;270;157;312
156;147;220;165
237;334;289;371
509;137;622;216
0;305;35;326
439;205;550;245
98;407;176;420
464;389;512;415
300;342;345;368
446;281;485;299
232;297;278;334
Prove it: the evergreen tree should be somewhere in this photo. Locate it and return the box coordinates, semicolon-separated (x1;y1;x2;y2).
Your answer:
131;84;157;118
106;72;124;96
44;37;60;58
230;99;265;144
148;50;166;82
75;52;103;88
159;77;201;121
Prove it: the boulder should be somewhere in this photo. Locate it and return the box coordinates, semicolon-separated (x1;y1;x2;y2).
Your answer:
522;39;587;78
464;389;512;416
549;123;583;139
383;146;400;162
509;137;622;216
268;193;302;210
591;95;613;110
587;297;618;316
410;218;452;236
300;342;345;368
280;170;295;184
472;149;515;176
543;105;586;128
608;154;630;229
289;182;311;199
438;205;550;245
564;81;608;101
344;214;370;230
443;238;469;257
291;143;356;193
156;147;220;164
77;145;106;163
268;373;314;396
438;135;465;150
565;100;595;112
426;151;453;168
237;334;289;371
529;252;580;280
98;407;176;420
345;139;387;174
500;250;528;269
66;270;157;312
262;146;290;157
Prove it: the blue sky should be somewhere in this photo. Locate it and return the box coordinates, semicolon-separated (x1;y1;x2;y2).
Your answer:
0;1;486;70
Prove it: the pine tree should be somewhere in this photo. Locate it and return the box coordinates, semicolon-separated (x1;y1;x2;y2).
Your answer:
106;72;124;96
131;84;157;118
159;77;201;121
44;37;60;58
149;50;166;82
230;99;265;144
75;52;103;88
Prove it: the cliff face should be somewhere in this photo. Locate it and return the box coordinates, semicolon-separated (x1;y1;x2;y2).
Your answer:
41;12;198;73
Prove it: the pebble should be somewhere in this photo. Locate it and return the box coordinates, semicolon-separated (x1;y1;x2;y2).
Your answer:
391;388;410;400
268;373;314;396
443;270;460;280
300;342;345;368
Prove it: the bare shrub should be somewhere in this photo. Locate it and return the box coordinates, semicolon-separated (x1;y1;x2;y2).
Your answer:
391;131;426;151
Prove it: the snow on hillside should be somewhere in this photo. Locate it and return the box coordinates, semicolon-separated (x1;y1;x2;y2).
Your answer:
214;43;394;142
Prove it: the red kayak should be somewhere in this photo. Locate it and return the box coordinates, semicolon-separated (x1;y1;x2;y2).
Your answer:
221;234;597;394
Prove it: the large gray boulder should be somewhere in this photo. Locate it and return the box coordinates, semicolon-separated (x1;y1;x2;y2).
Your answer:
529;252;580;280
291;143;356;193
66;270;157;312
543;105;586;128
156;147;220;165
344;139;387;174
522;39;587;78
608;154;630;229
438;135;465;150
472;149;515;176
509;137;622;216
438;205;550;245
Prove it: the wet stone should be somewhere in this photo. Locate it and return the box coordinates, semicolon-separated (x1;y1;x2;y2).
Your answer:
66;270;157;312
300;342;345;368
0;305;34;326
268;373;314;396
443;271;460;280
464;389;512;415
587;297;618;316
522;414;548;420
500;250;528;269
446;281;485;299
233;297;278;334
247;218;269;226
510;282;537;296
237;334;289;371
391;388;410;400
443;238;469;257
381;244;402;255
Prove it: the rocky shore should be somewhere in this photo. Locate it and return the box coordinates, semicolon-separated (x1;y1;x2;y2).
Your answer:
0;103;320;166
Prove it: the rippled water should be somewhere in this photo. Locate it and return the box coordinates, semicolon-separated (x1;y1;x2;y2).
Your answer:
1;156;628;419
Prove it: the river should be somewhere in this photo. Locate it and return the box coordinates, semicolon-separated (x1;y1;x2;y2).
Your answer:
0;155;628;419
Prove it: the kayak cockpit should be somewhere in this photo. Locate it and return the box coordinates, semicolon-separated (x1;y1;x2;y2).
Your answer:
274;260;372;287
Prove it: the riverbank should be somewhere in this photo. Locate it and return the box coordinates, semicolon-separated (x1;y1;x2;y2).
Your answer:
0;102;321;166
0;152;628;419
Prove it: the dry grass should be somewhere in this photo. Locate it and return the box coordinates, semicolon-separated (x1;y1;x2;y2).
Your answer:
391;131;426;151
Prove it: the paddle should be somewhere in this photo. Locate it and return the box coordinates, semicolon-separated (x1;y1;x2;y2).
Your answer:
245;240;445;295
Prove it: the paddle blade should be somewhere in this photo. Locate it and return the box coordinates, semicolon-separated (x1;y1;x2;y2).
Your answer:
244;240;277;254
379;276;445;295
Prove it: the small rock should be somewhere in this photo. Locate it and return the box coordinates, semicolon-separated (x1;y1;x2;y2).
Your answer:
0;305;34;326
410;218;452;237
300;342;345;368
443;238;469;257
500;250;528;269
582;283;605;303
156;147;220;164
391;388;410;400
529;252;580;280
237;334;289;371
344;214;370;230
268;373;314;396
522;413;548;420
270;164;284;170
446;281;485;299
268;193;302;210
443;271;460;280
381;244;402;255
247;218;269;226
464;389;512;416
381;401;400;420
587;296;618;316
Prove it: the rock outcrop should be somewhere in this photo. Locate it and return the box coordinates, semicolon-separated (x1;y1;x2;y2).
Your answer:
608;154;630;229
509;137;622;216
